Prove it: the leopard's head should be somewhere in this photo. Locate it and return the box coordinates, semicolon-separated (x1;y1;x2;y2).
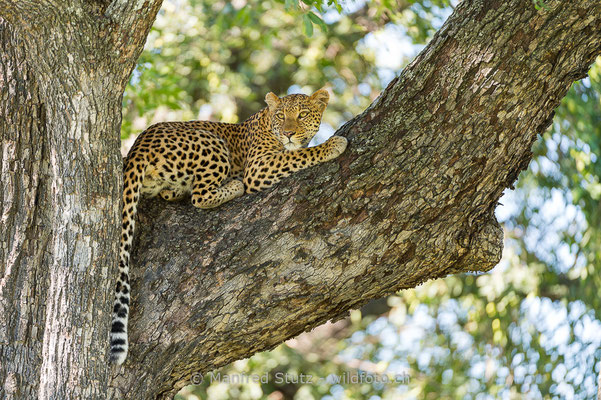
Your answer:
265;88;329;151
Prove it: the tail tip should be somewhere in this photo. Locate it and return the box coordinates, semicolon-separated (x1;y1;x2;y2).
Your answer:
110;348;128;365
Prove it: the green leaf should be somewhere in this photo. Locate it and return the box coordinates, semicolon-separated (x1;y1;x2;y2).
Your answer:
307;11;328;33
303;14;313;37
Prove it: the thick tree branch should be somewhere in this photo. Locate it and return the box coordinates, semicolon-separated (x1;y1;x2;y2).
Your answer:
104;0;165;86
107;1;601;398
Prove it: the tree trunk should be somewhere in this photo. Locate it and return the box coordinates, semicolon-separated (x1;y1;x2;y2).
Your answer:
1;0;600;399
0;1;162;398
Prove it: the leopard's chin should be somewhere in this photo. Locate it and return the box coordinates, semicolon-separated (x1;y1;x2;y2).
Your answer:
284;142;301;151
279;135;303;150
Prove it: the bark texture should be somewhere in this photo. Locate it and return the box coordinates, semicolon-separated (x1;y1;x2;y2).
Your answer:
0;0;600;399
0;0;163;398
110;1;601;398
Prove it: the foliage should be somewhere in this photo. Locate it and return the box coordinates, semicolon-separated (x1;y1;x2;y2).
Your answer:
121;0;453;143
123;0;386;141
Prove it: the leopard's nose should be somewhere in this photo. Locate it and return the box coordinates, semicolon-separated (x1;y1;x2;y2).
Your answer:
284;130;295;137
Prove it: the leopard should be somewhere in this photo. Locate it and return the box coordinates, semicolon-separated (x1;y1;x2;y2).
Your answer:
110;88;348;364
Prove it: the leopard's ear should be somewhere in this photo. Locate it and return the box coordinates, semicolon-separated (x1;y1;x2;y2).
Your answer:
265;92;281;112
310;88;330;111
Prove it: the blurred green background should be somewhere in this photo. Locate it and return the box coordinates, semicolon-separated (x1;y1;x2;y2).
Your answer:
121;1;601;398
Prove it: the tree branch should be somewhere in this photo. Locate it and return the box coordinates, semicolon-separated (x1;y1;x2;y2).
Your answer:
103;0;164;82
109;0;601;398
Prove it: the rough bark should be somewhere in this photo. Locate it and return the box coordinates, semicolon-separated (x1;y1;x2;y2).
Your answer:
0;0;600;399
109;1;601;399
0;1;163;398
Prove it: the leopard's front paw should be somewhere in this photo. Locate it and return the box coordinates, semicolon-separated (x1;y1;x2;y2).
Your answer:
325;136;348;160
229;179;246;197
160;189;183;201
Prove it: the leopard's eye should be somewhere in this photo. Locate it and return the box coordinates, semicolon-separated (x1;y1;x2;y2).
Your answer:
298;110;309;119
275;112;285;120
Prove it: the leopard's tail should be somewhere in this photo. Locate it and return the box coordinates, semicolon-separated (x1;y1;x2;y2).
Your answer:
110;156;144;365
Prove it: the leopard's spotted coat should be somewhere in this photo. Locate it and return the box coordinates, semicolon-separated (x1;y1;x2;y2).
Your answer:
110;89;347;364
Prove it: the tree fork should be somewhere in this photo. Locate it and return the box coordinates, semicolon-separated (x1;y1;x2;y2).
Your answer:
112;1;601;398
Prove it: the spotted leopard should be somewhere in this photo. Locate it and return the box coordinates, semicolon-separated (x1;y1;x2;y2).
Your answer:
110;88;347;365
